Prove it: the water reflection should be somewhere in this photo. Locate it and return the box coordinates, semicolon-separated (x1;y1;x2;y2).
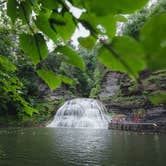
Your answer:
0;145;7;160
50;128;111;165
0;128;166;166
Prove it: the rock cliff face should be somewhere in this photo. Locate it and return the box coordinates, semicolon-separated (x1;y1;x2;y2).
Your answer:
99;71;122;100
98;70;166;123
39;83;73;101
145;107;166;123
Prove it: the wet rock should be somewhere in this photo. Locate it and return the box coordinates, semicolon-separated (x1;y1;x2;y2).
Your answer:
99;70;166;124
39;83;73;101
99;71;123;100
110;96;148;110
143;70;166;91
145;107;166;123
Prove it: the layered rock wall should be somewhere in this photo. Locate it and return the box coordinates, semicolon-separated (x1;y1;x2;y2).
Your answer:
98;70;166;123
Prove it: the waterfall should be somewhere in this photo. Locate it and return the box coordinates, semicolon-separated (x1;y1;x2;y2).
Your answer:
47;98;109;128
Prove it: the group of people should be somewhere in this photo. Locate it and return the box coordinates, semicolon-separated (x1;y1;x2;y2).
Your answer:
111;112;145;123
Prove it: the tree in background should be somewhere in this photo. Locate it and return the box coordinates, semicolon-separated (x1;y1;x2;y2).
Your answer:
0;6;41;117
43;46;104;97
122;0;166;39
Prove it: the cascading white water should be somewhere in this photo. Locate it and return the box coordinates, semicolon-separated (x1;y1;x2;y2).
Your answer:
47;98;109;128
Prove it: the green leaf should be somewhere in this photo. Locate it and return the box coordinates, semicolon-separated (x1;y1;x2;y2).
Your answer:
7;0;17;24
18;0;32;24
19;33;48;65
54;45;85;71
35;12;58;43
69;0;84;8
84;0;149;16
81;13;116;39
41;0;59;10
24;105;38;116
113;36;145;57
98;47;127;73
115;15;128;22
58;75;73;85
37;69;61;91
78;35;96;49
0;55;16;71
140;13;166;71
50;13;76;41
148;91;166;105
100;15;116;39
98;36;146;78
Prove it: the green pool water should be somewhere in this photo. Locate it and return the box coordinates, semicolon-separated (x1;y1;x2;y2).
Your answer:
0;128;166;166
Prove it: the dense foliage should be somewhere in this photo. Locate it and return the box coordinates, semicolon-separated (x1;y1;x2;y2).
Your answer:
0;21;103;121
42;46;104;97
0;0;166;119
3;0;165;81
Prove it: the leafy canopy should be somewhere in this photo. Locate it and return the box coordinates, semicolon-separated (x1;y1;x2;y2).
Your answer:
0;55;38;116
4;0;166;87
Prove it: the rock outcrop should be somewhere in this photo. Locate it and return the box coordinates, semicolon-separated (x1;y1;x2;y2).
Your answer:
99;71;123;100
145;107;166;123
39;83;73;101
98;70;166;123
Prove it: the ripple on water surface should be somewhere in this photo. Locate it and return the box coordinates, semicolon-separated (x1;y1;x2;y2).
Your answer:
0;128;166;166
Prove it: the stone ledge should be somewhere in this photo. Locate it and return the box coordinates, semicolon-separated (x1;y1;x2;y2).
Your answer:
108;122;166;133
